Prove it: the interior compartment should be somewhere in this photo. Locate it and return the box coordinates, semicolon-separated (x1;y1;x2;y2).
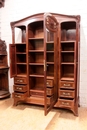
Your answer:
29;65;44;75
16;64;27;75
29;52;44;63
61;21;76;41
28;21;44;38
29;39;44;51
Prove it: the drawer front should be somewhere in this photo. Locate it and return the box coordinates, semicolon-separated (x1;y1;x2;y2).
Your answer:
46;80;53;87
59;90;75;98
47;88;54;96
30;90;44;97
60;81;75;89
13;85;27;92
13;92;27;100
58;99;74;108
14;77;27;84
47;96;54;104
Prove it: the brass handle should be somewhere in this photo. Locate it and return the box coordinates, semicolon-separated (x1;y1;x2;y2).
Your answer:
62;102;69;106
19;80;23;82
64;84;70;87
16;79;23;83
46;82;49;85
63;92;70;96
15;95;21;98
16;87;22;90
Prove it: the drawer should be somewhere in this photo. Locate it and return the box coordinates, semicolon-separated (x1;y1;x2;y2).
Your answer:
30;90;44;97
13;92;27;100
14;77;27;84
47;87;54;96
47;96;54;104
59;90;75;98
46;80;53;87
13;85;27;92
60;81;75;89
58;99;74;108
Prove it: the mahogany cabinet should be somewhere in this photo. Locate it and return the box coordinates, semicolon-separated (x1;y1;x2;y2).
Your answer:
0;39;10;99
9;13;80;116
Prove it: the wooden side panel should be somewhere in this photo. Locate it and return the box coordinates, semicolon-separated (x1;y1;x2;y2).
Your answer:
9;44;16;78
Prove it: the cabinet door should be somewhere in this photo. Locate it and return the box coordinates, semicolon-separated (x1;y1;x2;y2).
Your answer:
9;44;16;77
44;13;58;115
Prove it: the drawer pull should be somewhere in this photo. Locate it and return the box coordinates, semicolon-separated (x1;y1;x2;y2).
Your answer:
15;95;21;98
16;87;22;90
64;84;70;87
16;79;23;83
63;92;70;96
62;102;69;106
19;80;23;82
46;82;49;85
17;80;20;82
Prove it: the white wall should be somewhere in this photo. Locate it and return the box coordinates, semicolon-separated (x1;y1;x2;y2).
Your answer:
0;0;87;107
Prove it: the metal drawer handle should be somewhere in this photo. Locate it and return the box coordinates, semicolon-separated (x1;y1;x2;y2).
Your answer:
16;79;23;82
19;80;23;82
64;84;70;87
62;102;69;106
15;95;21;98
63;92;70;96
17;80;20;82
46;82;49;85
16;87;22;90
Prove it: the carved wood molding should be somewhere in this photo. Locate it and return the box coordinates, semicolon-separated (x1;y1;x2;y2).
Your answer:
0;39;7;54
0;0;5;8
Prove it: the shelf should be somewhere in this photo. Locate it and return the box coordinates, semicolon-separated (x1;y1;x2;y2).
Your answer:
29;50;44;52
29;63;44;65
16;52;26;54
61;63;74;65
46;51;54;53
0;54;7;56
17;63;27;65
61;41;76;43
61;51;74;53
47;62;54;64
46;41;54;44
16;74;27;77
0;66;9;69
61;77;74;81
29;74;44;77
15;43;26;44
29;37;44;40
47;76;54;80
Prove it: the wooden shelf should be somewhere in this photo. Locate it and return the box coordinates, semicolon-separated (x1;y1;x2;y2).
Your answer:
29;37;44;40
29;63;44;65
29;74;44;77
61;41;76;43
29;50;44;52
61;77;74;81
61;62;74;65
61;51;74;53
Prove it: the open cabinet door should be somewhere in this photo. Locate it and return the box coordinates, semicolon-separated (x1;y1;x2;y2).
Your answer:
44;13;58;115
9;44;16;78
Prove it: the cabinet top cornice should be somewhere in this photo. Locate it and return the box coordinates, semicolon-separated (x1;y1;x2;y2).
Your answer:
10;12;80;27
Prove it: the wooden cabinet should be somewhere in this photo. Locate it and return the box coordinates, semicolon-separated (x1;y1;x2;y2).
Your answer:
0;39;10;99
9;13;80;116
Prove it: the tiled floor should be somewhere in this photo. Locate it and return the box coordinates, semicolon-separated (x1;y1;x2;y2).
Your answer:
0;98;87;130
